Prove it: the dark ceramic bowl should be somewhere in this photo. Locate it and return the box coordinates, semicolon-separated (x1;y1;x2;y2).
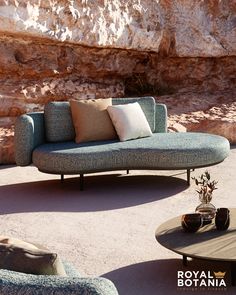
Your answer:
215;208;230;231
181;213;203;233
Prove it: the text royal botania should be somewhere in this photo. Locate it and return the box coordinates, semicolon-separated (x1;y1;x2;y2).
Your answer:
177;270;226;288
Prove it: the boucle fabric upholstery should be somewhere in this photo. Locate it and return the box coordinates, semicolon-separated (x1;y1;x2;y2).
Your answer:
15;98;166;167
15;112;45;166
154;103;167;133
32;133;230;174
44;101;76;142
0;262;118;295
44;97;156;144
14;97;230;177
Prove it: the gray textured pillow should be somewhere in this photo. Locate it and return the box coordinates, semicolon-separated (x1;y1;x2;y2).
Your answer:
0;242;66;276
44;102;75;142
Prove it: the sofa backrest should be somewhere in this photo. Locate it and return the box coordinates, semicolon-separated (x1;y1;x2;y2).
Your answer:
112;97;155;132
44;97;156;142
44;102;75;142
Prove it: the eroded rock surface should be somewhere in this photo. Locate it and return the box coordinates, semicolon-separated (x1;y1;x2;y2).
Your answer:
0;0;235;164
158;91;236;143
0;0;235;56
0;117;15;164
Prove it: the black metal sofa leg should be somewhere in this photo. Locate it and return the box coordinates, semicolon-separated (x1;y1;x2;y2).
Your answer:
127;170;129;175
80;174;84;191
187;169;191;186
61;174;64;182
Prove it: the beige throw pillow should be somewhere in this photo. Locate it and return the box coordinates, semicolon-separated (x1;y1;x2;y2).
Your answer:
107;102;153;141
0;236;66;276
70;98;117;143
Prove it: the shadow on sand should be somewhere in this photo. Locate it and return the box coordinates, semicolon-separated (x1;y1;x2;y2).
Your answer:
0;174;188;214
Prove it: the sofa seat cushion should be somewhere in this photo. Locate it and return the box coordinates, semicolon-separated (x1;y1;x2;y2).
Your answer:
32;133;230;174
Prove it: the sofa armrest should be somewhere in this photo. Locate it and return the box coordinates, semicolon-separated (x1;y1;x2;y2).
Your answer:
62;261;81;277
15;112;45;166
155;103;167;133
0;269;119;295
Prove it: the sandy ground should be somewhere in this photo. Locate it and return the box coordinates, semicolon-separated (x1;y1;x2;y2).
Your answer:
0;146;236;295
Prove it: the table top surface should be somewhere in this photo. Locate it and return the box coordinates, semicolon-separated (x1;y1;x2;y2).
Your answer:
155;208;236;262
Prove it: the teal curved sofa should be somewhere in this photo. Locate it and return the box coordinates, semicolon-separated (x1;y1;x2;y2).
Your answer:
15;97;230;189
0;261;118;295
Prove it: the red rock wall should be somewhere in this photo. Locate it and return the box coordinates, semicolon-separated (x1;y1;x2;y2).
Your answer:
0;0;235;164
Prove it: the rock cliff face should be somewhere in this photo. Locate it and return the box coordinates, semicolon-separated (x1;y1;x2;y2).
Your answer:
1;0;235;55
159;91;236;143
0;0;235;164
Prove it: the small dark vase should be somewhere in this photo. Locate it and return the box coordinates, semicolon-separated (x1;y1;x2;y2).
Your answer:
181;213;203;233
215;208;230;231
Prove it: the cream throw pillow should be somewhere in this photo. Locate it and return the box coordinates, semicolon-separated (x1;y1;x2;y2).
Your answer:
70;98;117;143
107;102;153;141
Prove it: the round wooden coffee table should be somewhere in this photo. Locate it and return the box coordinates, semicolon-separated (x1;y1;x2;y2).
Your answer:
155;208;236;284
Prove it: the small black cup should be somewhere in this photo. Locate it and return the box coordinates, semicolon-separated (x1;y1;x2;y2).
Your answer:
181;213;203;233
215;208;230;230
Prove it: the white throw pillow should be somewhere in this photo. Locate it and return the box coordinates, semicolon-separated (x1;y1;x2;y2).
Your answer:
107;102;153;141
